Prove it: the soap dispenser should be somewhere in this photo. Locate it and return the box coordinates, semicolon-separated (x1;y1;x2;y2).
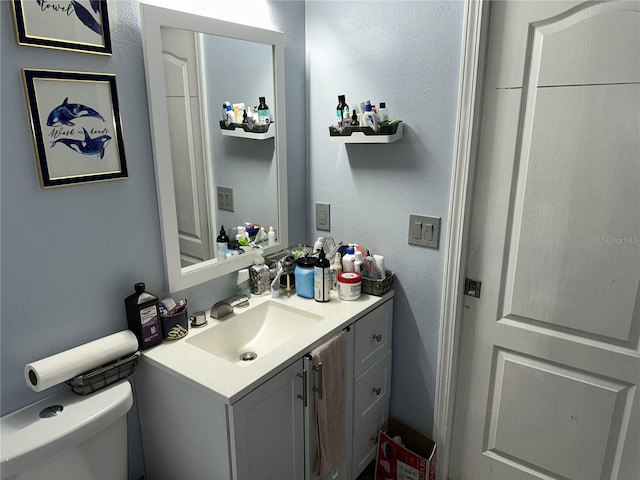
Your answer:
250;253;270;295
314;248;331;302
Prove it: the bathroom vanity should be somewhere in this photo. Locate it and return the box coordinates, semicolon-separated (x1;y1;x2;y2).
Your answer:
135;291;393;480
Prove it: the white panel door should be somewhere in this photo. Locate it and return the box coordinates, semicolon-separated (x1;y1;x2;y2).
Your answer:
161;28;213;266
450;1;640;479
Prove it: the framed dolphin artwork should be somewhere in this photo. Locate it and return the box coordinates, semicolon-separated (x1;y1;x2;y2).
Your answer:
22;69;127;188
12;0;111;55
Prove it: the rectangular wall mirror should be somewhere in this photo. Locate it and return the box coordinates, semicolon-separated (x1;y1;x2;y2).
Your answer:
140;4;288;292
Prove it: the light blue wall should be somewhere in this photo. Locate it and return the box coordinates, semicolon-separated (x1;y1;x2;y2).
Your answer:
0;1;306;478
306;0;463;436
1;0;462;475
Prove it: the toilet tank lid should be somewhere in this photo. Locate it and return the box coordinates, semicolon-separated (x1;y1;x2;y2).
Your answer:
1;380;133;479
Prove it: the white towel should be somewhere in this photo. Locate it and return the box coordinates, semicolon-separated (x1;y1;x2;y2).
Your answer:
311;330;346;477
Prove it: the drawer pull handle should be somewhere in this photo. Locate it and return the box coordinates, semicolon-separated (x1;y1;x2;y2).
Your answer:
373;334;382;342
372;386;381;396
370;435;379;445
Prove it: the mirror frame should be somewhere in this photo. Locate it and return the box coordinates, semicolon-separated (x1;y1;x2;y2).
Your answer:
140;4;288;292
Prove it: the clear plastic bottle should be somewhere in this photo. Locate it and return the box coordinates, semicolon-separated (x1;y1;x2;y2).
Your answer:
268;226;276;246
216;226;229;260
314;248;331;302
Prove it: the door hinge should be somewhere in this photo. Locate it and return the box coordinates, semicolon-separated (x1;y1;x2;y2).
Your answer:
464;278;481;298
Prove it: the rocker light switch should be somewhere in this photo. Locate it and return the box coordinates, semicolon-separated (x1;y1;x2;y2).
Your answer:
408;214;440;248
413;222;423;239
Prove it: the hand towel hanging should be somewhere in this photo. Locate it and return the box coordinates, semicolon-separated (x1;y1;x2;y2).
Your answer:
310;330;346;477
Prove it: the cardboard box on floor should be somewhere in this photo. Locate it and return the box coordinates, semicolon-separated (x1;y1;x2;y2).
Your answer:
375;418;437;480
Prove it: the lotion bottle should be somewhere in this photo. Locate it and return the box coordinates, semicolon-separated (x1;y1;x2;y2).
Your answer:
258;97;270;124
362;101;379;132
330;252;342;290
342;247;355;272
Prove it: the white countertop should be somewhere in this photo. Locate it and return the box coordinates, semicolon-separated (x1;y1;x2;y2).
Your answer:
140;290;394;404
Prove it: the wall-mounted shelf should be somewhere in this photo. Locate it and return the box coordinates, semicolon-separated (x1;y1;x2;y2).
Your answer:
219;121;275;140
329;121;403;144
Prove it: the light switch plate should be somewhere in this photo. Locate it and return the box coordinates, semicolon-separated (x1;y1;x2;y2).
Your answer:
217;186;234;212
316;203;330;231
408;214;440;248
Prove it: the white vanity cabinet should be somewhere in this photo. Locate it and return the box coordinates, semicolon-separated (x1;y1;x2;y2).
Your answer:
230;360;305;479
351;299;393;478
135;296;393;480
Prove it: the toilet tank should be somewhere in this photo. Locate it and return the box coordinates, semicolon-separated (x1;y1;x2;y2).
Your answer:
1;380;133;480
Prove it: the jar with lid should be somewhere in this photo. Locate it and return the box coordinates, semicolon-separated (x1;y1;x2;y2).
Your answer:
294;257;316;299
337;272;361;301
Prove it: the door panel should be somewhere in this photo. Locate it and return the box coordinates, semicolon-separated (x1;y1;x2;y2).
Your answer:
450;2;640;479
161;28;213;266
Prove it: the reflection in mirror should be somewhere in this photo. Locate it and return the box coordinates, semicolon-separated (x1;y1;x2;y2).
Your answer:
161;28;277;268
141;4;288;292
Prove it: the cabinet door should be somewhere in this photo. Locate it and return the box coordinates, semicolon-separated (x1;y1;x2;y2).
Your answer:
354;300;393;377
230;360;305;480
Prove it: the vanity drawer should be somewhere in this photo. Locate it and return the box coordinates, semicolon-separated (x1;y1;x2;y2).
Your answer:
353;350;392;430
354;300;393;377
352;404;388;479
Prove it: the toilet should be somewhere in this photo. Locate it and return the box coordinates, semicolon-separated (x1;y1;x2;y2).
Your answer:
1;380;133;480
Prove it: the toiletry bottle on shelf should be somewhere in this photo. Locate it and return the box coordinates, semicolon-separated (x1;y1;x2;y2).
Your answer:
314;248;331;302
378;102;389;125
350;108;359;126
268;226;276;246
331;252;342;290
250;253;270;295
258;97;270;125
362;100;380;132
222;102;230;122
216;226;229;260
336;95;347;128
224;104;236;125
125;283;162;350
342;247;355;272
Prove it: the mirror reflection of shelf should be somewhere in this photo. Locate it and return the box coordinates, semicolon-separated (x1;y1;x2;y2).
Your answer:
219;121;275;140
329;121;403;144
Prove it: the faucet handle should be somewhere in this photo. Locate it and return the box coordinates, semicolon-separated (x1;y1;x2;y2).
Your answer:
226;294;249;308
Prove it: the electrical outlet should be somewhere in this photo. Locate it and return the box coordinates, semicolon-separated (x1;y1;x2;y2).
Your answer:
217;186;234;212
316;203;330;231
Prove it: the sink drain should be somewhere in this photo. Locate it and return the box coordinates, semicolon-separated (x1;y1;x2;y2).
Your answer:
239;351;258;362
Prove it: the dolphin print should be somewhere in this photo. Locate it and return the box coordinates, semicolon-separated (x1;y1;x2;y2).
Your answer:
47;98;105;127
71;0;103;35
50;128;112;159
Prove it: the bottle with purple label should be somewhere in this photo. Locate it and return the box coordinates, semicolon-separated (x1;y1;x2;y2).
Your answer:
125;282;162;349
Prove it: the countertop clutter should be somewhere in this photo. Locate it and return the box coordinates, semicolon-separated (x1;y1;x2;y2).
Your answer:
140;290;394;404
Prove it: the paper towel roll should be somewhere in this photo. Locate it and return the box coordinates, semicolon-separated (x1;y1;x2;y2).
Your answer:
24;330;138;392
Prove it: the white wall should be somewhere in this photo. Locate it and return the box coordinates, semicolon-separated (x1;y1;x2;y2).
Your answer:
306;0;463;435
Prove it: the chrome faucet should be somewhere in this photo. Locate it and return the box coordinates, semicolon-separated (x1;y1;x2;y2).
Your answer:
209;294;249;319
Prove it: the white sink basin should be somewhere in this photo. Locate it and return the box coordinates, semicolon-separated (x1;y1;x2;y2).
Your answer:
186;301;323;365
